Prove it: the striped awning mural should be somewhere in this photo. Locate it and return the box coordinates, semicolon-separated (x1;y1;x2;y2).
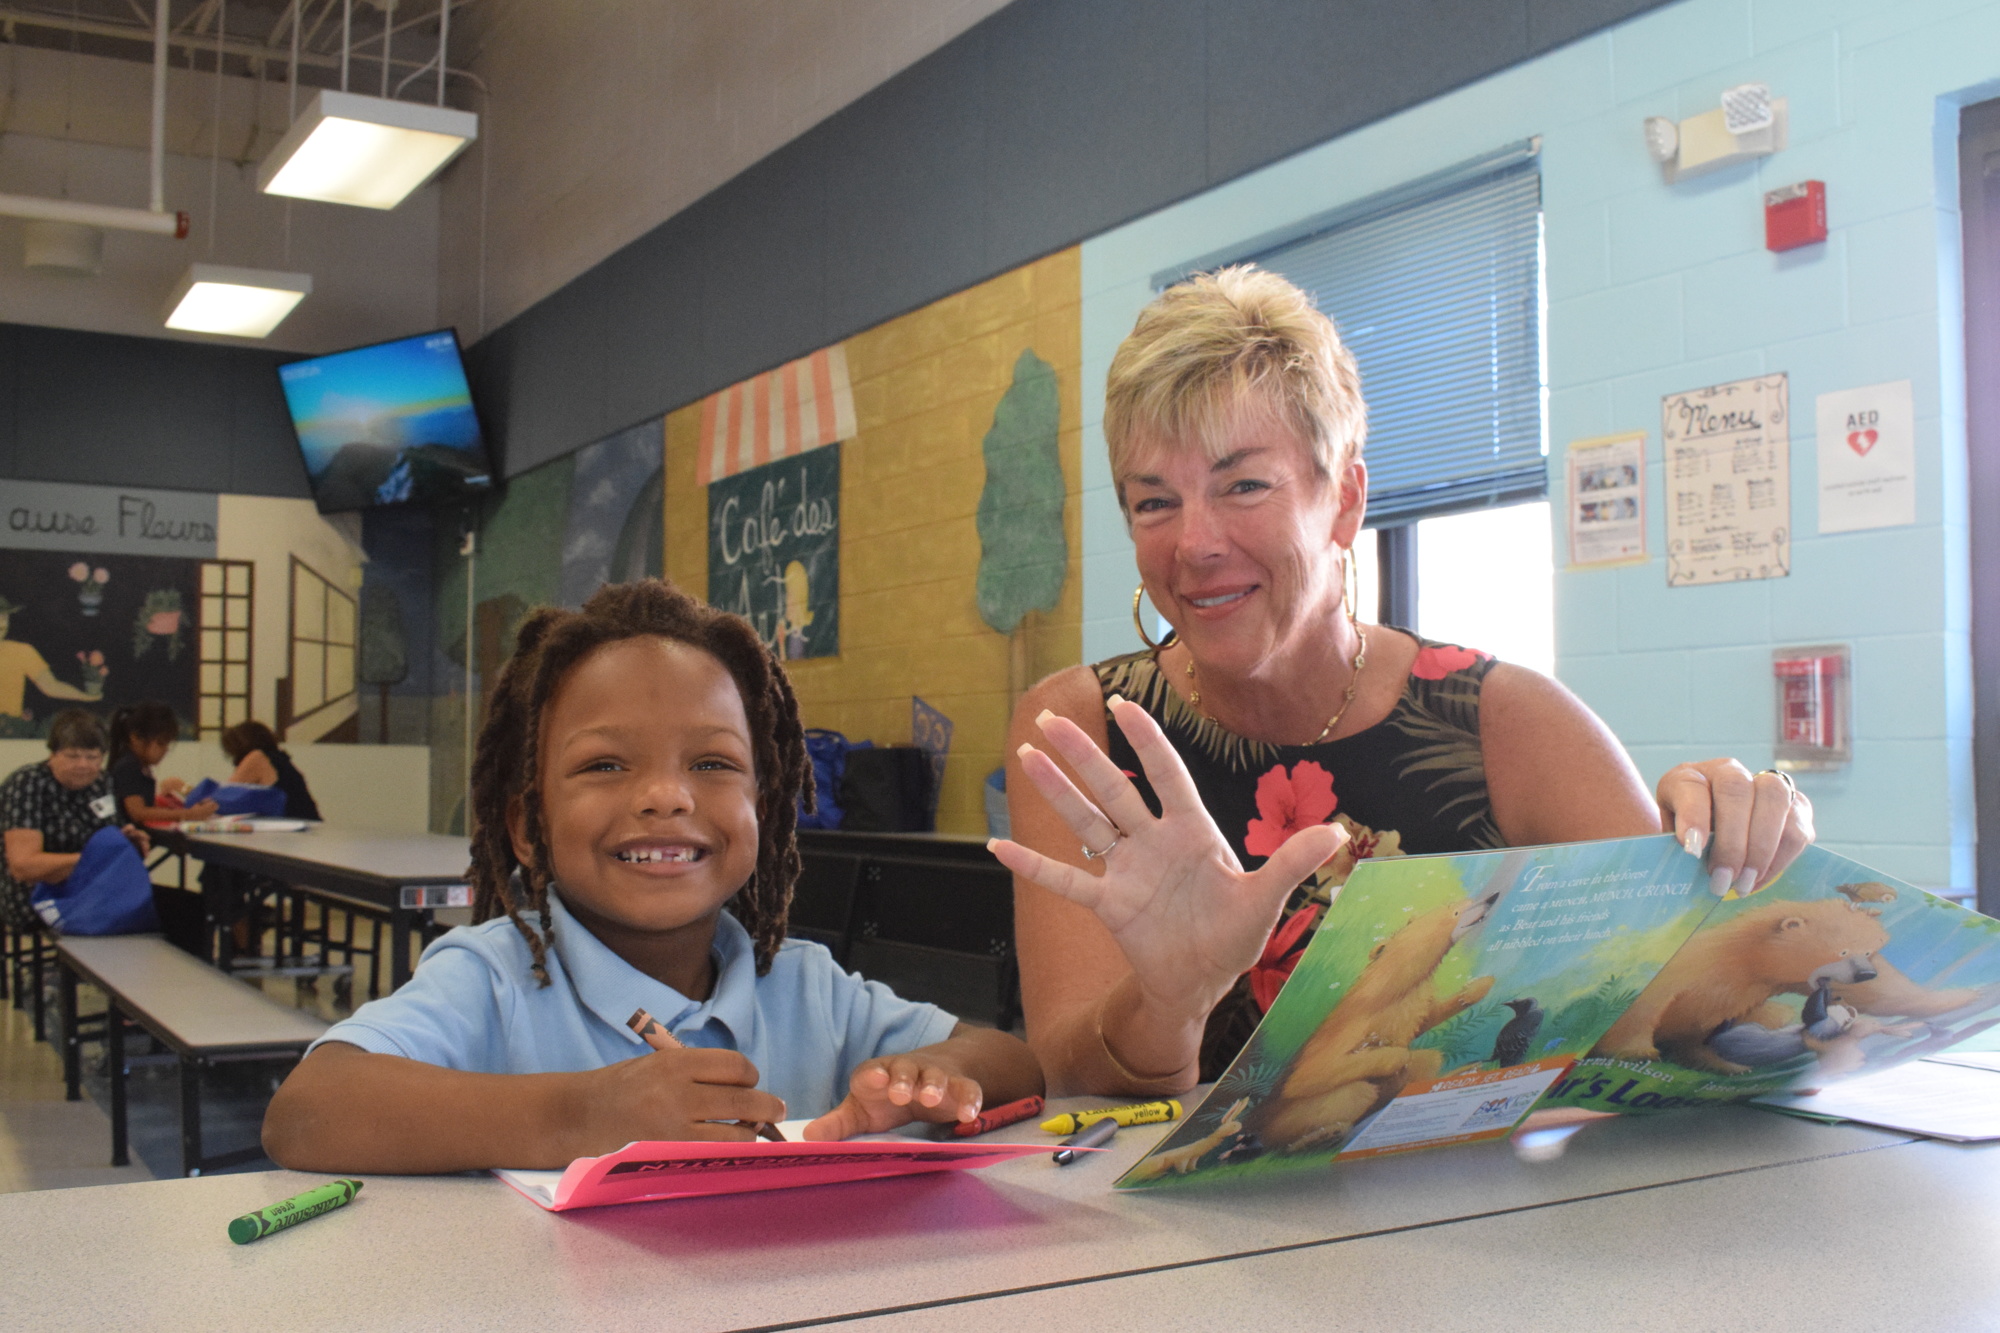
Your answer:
696;344;856;485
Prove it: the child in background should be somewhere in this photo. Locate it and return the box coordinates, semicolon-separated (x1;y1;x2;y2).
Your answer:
218;720;321;821
263;579;1041;1172
107;702;218;826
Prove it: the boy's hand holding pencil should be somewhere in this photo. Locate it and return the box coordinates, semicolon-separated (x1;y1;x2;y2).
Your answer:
626;1008;787;1142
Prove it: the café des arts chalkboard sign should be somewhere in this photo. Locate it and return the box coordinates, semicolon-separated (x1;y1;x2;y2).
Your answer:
708;444;838;660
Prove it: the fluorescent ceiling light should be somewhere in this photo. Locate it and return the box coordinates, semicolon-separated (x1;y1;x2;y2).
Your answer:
163;264;312;338
258;89;478;210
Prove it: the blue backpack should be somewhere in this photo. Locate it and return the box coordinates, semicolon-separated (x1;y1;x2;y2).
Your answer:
797;730;861;830
32;826;159;936
184;778;289;817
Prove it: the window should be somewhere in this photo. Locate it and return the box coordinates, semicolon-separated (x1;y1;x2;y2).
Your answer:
1157;144;1551;668
287;556;356;732
1413;501;1553;674
1229;143;1546;524
197;560;254;739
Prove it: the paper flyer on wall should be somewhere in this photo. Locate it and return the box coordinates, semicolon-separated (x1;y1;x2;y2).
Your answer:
1566;431;1648;568
1117;837;2000;1190
495;1133;1052;1212
1815;379;1916;534
1541;847;2000;1117
1116;835;1718;1190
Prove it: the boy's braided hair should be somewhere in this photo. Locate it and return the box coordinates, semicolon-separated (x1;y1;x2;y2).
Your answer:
466;579;809;982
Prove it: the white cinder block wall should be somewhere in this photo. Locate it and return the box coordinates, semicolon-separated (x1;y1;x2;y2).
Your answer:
1080;0;1999;890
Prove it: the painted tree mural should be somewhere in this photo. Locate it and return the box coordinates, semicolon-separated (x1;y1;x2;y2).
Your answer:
975;349;1065;703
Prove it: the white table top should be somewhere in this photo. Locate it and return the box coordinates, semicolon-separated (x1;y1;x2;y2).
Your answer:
844;1137;2000;1332
0;1103;1919;1332
182;826;472;884
56;936;329;1052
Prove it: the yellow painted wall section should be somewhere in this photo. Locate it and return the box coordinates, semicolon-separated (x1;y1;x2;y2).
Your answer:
665;247;1083;835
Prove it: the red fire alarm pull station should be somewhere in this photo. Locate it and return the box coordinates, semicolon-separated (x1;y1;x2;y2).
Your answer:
1773;645;1850;771
1765;180;1827;252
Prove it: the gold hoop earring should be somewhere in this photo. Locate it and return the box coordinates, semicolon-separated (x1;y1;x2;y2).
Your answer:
1342;543;1362;629
1132;584;1177;652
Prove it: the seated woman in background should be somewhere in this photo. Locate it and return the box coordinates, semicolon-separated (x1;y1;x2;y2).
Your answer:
0;708;205;953
992;267;1816;1097
108;702;218;825
219;720;321;822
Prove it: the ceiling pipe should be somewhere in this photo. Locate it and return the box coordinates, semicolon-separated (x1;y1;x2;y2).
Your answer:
150;0;168;213
0;192;188;235
0;0;188;240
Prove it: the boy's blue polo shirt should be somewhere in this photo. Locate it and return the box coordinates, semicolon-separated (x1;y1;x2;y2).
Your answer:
312;892;958;1119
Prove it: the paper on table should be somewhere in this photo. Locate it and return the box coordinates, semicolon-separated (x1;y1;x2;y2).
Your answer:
494;1134;1053;1212
176;817;310;833
1753;1060;2000;1141
1924;1051;2000;1073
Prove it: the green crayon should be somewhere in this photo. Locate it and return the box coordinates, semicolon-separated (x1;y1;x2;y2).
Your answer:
228;1179;363;1244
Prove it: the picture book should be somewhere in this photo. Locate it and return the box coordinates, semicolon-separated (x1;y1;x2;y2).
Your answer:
1117;835;2000;1190
1117;834;1718;1189
495;1133;1053;1212
1541;845;2000;1115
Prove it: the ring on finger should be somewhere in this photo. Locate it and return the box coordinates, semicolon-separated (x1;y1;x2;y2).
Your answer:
1081;834;1121;860
1757;768;1799;803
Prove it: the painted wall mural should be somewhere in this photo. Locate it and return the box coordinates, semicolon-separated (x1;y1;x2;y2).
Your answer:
707;444;840;661
667;247;1083;835
0;549;201;737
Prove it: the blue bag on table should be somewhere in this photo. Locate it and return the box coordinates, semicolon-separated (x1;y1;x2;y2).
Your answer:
31;826;159;935
183;777;288;817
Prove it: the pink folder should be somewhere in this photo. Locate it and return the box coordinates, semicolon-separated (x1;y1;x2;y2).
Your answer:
495;1137;1057;1211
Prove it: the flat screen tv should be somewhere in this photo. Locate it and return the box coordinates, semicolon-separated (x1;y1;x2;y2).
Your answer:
278;329;494;512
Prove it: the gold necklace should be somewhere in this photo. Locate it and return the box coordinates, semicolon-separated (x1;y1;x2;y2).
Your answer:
1183;625;1369;745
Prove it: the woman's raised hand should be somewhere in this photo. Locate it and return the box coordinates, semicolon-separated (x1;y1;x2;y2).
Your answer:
1656;759;1815;895
989;696;1347;1023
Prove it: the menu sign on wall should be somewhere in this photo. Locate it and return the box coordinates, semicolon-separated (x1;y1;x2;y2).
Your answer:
1661;374;1790;587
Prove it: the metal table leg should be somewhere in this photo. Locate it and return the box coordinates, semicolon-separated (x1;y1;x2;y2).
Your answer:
108;1005;128;1168
389;902;413;990
178;1057;203;1177
30;927;45;1041
60;960;79;1101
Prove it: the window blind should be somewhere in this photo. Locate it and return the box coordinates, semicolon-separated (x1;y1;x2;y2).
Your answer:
1239;160;1545;525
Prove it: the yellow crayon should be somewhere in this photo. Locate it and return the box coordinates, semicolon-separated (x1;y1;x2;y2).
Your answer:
1040;1099;1183;1135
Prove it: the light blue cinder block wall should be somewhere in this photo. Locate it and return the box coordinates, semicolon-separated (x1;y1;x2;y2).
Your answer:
1079;0;2000;889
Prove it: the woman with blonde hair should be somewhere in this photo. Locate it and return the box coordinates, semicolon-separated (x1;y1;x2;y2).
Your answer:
992;266;1814;1095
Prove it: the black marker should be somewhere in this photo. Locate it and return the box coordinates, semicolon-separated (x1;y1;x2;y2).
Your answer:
1053;1116;1118;1165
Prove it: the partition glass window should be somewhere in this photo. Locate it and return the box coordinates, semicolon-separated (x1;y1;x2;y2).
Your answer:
288;556;356;731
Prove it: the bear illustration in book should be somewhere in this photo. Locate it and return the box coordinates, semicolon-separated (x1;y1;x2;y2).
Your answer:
1592;894;1979;1075
1247;895;1496;1152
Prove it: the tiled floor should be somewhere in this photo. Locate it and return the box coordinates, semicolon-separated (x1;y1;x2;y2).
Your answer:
0;909;385;1193
0;994;155;1192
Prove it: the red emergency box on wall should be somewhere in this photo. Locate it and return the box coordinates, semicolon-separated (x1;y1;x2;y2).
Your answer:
1765;180;1827;252
1773;645;1849;771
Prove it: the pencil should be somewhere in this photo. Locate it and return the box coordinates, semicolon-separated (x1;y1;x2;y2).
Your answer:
627;1007;786;1142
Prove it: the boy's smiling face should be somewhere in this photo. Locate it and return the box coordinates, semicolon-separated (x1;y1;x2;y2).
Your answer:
510;635;760;986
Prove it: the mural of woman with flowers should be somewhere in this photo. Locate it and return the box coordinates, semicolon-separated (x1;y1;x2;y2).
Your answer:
991;268;1819;1096
0;593;106;725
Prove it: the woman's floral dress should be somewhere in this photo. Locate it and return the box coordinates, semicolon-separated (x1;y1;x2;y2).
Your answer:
1094;634;1503;1079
